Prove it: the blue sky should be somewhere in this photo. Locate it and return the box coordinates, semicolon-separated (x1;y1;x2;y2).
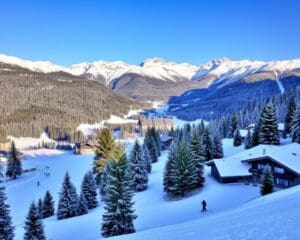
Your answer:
1;0;300;66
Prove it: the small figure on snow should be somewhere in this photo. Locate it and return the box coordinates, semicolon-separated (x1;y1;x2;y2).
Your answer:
201;200;207;212
37;181;40;187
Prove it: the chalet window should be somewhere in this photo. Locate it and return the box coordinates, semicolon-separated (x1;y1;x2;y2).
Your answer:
274;167;284;174
258;164;266;171
276;178;288;187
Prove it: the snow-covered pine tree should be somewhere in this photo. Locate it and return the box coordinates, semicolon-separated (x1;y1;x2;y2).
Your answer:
24;202;46;240
150;127;161;156
260;165;274;196
244;130;253;149
144;131;158;163
128;141;148;191
0;187;14;240
202;127;214;161
93;128;116;185
81;171;98;209
42;190;55;218
142;144;152;173
6;141;22;179
57;172;79;220
198;120;205;135
259;101;280;145
77;194;88;216
291;108;300;143
213;133;224;159
100;169;108;199
229;113;238;138
37;198;43;218
233;129;242;147
252;122;260;147
168;140;198;196
163;143;177;194
183;123;192;142
101;145;136;238
284;97;296;135
189;130;205;187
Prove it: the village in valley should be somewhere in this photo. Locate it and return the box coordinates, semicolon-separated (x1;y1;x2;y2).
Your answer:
1;2;300;239
0;97;299;239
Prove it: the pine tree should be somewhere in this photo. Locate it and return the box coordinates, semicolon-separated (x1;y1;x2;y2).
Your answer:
77;194;88;216
189;130;205;187
229;113;238;138
260;165;274;196
213;133;224;159
202;127;214;161
42;190;55;218
284;97;296;135
57;172;79;220
233;129;242;147
259;101;280;145
163;143;176;194
0;187;14;240
144;132;158;163
24;202;46;240
167;140;198;196
252;122;260;147
37;198;43;218
93;128;116;185
101;145;136;238
81;171;98;209
150;127;161;156
244;130;253;149
142;144;152;173
6;141;22;179
291;108;300;143
128;141;148;191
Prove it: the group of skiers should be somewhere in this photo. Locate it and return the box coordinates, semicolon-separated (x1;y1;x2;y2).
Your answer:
37;165;51;187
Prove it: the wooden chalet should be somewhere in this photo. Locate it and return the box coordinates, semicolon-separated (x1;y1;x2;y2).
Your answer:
160;135;173;150
73;140;99;154
208;143;300;188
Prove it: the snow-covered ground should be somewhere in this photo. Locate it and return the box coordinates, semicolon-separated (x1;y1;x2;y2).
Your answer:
8;132;55;150
3;139;265;239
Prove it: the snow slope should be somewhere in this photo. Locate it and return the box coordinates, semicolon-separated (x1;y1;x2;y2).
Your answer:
115;184;300;240
6;139;262;239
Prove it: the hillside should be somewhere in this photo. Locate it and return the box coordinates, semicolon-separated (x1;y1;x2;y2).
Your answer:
0;62;139;138
1;54;300;120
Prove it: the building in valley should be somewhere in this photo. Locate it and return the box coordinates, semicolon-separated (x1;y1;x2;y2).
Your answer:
207;143;300;188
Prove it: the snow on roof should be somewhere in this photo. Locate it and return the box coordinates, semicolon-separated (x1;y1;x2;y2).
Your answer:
278;123;284;131
214;158;251;178
213;143;300;177
239;129;248;138
242;143;300;175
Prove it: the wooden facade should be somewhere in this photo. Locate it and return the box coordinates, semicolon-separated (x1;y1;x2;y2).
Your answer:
242;156;300;188
73;140;99;154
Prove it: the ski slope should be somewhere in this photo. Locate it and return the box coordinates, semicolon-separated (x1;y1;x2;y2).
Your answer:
3;139;264;239
115;184;300;240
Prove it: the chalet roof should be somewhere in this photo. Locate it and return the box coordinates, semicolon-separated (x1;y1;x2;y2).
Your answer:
160;135;173;142
241;143;300;175
214;158;252;178
210;143;300;178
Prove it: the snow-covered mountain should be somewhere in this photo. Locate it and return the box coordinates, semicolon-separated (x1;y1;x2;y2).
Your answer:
0;54;69;73
1;53;300;102
193;57;300;88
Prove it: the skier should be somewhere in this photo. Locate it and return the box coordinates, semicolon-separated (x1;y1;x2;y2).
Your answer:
201;200;207;212
37;181;40;187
